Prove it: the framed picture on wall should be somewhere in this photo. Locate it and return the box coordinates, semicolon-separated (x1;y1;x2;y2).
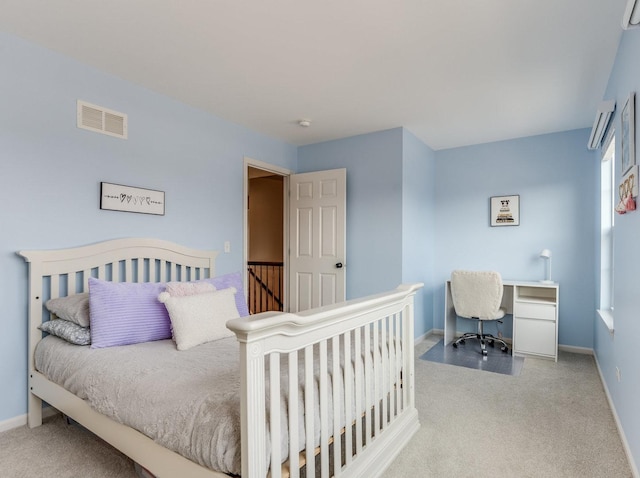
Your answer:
100;182;165;215
490;195;520;227
621;92;635;175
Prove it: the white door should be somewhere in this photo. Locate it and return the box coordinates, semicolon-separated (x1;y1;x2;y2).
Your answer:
289;168;346;312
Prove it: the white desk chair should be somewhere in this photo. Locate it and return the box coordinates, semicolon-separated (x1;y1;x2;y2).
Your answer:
450;270;509;356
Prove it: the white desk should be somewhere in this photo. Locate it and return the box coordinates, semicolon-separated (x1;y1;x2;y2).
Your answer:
444;280;559;361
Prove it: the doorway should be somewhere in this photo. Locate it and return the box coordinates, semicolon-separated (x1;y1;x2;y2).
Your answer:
244;158;346;314
246;165;286;314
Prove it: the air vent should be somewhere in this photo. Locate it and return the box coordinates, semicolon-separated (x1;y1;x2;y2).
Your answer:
77;100;128;139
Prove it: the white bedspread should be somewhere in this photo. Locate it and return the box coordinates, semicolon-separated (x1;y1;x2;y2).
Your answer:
35;335;394;475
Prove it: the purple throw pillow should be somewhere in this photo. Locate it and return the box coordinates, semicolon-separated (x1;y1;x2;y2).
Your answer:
89;278;170;348
200;272;249;317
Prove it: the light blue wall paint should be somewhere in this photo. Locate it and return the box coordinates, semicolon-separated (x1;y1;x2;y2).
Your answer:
402;129;437;337
297;128;437;338
595;27;640;474
0;32;296;423
434;130;596;347
298;129;405;299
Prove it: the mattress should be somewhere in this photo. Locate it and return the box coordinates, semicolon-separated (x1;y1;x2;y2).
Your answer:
35;334;390;475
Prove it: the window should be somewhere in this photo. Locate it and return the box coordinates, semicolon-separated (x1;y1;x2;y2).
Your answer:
599;131;615;332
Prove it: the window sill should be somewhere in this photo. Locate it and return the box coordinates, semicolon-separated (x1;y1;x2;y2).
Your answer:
597;309;614;334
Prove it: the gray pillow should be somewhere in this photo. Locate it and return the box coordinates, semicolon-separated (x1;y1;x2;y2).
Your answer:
45;293;90;327
39;319;91;346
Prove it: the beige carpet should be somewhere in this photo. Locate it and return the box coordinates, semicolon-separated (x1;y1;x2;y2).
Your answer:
0;336;632;477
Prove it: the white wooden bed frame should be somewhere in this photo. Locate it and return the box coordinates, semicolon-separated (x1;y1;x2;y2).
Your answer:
19;238;422;478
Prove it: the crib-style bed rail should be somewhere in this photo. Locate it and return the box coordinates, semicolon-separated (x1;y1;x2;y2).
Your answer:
228;283;422;478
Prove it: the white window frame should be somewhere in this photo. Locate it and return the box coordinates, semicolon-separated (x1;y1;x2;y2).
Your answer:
598;131;615;333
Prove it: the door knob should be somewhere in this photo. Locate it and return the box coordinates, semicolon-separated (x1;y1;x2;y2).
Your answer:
336;262;343;268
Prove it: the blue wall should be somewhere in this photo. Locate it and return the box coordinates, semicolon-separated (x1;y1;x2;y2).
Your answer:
434;130;596;347
595;26;640;474
298;128;438;337
402;129;437;337
0;32;296;423
298;129;405;299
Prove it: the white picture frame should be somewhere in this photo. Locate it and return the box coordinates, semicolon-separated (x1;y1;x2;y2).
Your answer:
100;182;165;215
621;92;635;175
490;195;520;227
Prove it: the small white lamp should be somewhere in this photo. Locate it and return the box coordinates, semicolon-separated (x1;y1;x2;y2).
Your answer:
539;249;553;284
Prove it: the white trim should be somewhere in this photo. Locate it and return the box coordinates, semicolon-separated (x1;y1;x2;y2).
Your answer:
558;344;593;355
597;309;615;334
243;156;292;312
0;407;59;433
593;353;640;478
414;329;435;344
0;414;27;433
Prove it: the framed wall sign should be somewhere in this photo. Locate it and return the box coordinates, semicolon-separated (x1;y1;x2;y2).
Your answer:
621;92;635;175
100;182;165;215
490;195;520;227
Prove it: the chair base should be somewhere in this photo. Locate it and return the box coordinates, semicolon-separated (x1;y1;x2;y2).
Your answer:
452;320;509;356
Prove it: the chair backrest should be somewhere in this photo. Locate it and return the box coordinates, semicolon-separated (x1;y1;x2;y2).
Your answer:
450;270;504;320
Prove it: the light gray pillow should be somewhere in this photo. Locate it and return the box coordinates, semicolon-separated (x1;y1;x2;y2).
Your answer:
39;319;91;346
45;293;90;327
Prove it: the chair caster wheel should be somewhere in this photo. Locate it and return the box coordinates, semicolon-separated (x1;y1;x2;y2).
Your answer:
501;346;508;353
459;339;465;345
482;349;488;356
488;340;495;347
452;342;458;348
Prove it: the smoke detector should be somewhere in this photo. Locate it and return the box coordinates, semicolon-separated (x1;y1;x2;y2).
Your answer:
298;119;311;127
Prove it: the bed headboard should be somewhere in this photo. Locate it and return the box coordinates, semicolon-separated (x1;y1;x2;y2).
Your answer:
18;237;219;371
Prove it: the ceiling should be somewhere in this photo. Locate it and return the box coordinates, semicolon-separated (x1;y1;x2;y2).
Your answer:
0;0;630;150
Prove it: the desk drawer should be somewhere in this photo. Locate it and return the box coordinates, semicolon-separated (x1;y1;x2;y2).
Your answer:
514;302;556;321
514;317;556;357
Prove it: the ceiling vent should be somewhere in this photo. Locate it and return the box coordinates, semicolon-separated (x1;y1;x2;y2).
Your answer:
77;100;128;139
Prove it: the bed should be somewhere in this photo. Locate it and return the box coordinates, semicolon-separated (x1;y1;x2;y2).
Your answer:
18;238;422;478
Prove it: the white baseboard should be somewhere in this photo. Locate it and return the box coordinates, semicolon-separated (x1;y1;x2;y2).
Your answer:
0;406;60;433
414;329;438;345
558;344;593;355
0;414;27;433
593;354;639;478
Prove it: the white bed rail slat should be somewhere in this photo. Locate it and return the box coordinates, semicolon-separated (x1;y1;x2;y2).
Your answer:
269;353;282;478
331;335;341;477
137;258;144;282
343;330;353;468
319;340;329;478
373;321;380;435
364;325;372;444
50;275;60;301
67;272;76;297
394;313;402;413
159;260;167;282
354;326;363;455
304;345;315;478
381;316;388;430
83;269;91;291
287;351;299;478
149;259;157;282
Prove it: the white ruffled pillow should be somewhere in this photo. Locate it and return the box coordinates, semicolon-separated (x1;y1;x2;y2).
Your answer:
158;287;239;351
164;281;216;297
